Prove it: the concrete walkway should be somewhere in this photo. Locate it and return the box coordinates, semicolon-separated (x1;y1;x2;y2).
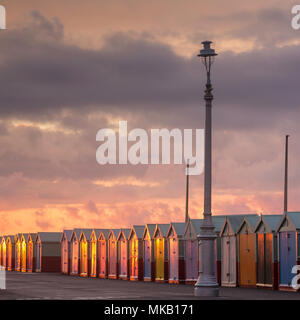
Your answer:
1;272;299;300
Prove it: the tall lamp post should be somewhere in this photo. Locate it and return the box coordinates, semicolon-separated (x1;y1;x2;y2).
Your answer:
194;41;219;297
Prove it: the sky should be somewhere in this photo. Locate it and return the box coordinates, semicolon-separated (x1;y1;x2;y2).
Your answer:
0;0;299;234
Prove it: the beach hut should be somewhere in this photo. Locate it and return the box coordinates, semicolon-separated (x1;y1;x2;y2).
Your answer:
167;222;186;284
1;237;6;269
211;215;228;285
27;233;37;273
153;224;170;282
128;225;144;281
108;229;120;279
142;224;156;282
220;215;253;287
70;229;83;276
79;229;93;277
237;215;260;287
60;230;73;275
98;230;110;279
6;236;15;271
254;214;281;289
88;229;102;278
117;228;131;280
21;234;29;272
35;232;62;272
276;212;300;291
183;219;202;284
14;234;21;272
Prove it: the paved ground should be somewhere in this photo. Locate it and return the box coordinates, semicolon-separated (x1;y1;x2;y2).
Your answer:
1;272;300;300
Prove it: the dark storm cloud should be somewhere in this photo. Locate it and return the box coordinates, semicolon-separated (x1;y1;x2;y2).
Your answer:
0;11;299;125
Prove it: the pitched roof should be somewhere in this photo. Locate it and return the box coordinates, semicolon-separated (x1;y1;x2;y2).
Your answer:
168;222;186;237
129;225;145;240
118;228;131;240
61;230;73;242
37;232;62;242
22;233;30;242
98;229;110;240
286;212;300;229
6;235;14;243
212;216;227;233
237;214;260;233
189;219;202;235
221;214;258;235
255;214;282;233
155;224;170;238
29;233;38;242
79;229;93;241
109;229;121;239
143;224;156;239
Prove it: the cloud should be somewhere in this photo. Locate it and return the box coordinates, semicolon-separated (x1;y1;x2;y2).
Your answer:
0;9;300;233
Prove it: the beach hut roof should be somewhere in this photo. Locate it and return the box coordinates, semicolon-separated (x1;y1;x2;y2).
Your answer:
143;224;156;240
154;224;170;238
79;229;94;241
109;229;121;239
254;214;282;233
211;216;227;233
91;229;104;239
61;230;73;242
237;214;260;233
29;233;38;242
183;218;203;238
70;228;90;241
22;233;30;241
167;222;186;238
276;212;300;232
220;214;259;235
98;229;110;240
6;235;14;244
37;232;62;242
117;228;131;241
129;225;145;240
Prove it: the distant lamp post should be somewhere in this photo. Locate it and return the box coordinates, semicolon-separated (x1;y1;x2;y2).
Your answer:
194;41;219;297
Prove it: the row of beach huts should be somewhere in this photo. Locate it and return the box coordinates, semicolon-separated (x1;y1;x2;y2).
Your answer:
0;212;300;291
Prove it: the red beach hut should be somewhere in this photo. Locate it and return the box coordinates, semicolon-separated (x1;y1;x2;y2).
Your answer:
108;229;120;279
254;214;281;289
60;230;73;275
98;229;110;279
79;229;93;277
117;229;131;280
6;236;15;271
35;232;62;272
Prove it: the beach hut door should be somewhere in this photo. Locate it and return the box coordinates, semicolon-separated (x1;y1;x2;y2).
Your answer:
100;241;106;276
144;240;151;278
169;238;178;280
120;240;127;276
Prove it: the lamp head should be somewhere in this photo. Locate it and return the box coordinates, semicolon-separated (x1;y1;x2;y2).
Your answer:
197;41;217;75
198;41;218;58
